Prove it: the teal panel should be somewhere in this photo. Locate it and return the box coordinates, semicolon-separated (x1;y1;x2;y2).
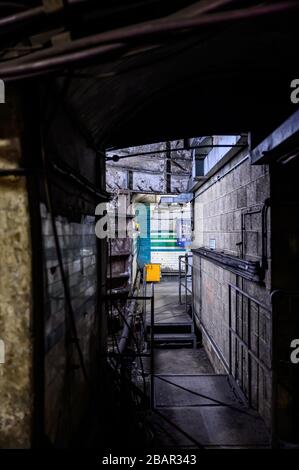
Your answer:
136;203;151;267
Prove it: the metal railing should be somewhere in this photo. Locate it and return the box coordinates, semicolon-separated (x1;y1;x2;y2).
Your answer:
141;278;156;409
178;254;196;346
179;253;193;312
228;284;272;411
107;290;155;409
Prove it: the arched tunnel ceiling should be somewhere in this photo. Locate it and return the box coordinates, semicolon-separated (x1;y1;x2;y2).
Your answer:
52;4;299;150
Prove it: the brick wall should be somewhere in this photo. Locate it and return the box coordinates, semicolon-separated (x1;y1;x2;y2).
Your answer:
41;203;98;445
193;150;272;426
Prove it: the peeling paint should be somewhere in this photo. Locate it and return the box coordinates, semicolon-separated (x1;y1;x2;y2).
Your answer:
0;140;33;448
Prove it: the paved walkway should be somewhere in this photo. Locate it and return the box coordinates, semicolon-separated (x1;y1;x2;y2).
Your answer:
144;278;270;449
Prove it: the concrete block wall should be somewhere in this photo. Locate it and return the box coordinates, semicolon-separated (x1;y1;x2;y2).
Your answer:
41;203;98;445
194;153;270;260
193;151;272;426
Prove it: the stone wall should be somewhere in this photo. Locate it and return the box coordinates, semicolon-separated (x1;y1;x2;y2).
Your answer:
0;131;33;446
192;150;272;426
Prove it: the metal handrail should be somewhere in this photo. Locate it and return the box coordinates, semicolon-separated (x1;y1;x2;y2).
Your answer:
179;253;193;306
178;254;195;345
228;283;272;414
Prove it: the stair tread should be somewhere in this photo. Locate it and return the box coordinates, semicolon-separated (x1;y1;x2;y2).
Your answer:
154;333;196;340
147;322;193;326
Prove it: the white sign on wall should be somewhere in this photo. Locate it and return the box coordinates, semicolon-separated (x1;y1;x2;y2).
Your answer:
0;80;5;104
209;239;216;250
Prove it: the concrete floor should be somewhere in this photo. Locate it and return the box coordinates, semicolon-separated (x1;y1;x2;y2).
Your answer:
145;278;191;324
151;403;270;448
153;348;214;375
144;277;270;448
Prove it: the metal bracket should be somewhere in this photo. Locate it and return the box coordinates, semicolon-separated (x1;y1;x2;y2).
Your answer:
42;0;64;14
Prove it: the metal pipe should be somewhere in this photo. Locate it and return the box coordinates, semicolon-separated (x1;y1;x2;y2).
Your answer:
0;42;127;80
107;144;244;160
107;152;194;162
0;3;27;11
117;300;137;355
14;1;299;65
162;0;238;19
0;5;45;30
2;1;298;79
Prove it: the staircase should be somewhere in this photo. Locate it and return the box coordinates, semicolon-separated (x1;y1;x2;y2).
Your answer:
146;321;196;348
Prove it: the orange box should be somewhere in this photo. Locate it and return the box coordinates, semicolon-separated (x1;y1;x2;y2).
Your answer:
144;263;161;282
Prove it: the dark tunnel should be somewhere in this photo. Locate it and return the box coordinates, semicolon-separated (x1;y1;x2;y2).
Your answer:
0;0;299;455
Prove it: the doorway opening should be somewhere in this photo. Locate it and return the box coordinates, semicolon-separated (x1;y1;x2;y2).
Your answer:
103;136;270;448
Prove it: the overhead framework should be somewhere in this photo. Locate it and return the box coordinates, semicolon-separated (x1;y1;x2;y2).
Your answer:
106;140;194;194
0;1;298;150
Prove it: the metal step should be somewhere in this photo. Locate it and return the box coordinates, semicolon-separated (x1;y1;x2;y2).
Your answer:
147;322;193;335
153;333;197;348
